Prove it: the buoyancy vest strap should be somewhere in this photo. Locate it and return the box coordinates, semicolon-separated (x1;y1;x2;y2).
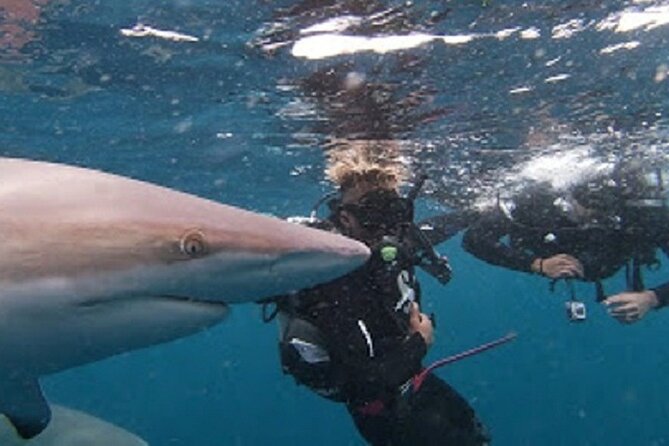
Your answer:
632;257;645;291
625;258;646;292
595;280;605;302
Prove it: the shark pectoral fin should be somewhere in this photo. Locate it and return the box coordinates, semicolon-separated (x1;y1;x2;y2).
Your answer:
0;377;51;439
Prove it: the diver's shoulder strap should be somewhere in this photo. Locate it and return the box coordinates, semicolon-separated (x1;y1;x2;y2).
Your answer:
260;290;320;322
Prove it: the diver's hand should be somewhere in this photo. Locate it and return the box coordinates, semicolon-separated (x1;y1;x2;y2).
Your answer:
603;290;659;324
531;254;584;279
409;302;434;347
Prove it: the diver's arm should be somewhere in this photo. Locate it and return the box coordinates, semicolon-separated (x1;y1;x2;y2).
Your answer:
417;209;480;246
602;279;669;324
461;211;537;273
604;289;661;324
649;240;669;308
602;241;669;323
651;242;669;308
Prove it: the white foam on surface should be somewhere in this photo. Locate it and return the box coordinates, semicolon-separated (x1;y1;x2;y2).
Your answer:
291;32;475;59
513;147;614;191
120;24;199;42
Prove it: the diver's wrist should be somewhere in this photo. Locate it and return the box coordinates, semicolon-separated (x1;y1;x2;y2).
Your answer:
648;290;660;309
530;258;543;275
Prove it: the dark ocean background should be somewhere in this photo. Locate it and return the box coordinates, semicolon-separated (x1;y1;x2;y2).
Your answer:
1;0;669;444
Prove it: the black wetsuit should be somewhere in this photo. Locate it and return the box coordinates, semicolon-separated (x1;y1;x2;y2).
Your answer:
459;204;669;300
278;229;488;445
461;207;632;281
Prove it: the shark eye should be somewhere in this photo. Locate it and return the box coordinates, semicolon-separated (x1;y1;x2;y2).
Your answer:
180;230;208;258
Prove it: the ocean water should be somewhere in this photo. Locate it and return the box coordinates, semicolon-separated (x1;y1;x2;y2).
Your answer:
1;1;669;445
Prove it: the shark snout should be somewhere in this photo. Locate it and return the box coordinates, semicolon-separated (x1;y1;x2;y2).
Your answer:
261;228;369;296
270;232;369;285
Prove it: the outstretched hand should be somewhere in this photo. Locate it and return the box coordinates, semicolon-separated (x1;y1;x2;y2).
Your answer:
532;254;584;279
409;302;434;347
603;291;658;324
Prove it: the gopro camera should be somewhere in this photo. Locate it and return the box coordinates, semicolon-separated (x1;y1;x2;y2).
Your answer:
565;300;587;322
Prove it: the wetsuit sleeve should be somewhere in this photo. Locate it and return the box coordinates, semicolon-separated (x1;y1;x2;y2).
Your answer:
417;209;480;246
461;210;537;273
652;282;669;308
650;241;669;308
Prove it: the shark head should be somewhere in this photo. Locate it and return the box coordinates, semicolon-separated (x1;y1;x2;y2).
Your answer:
0;158;369;375
40;197;371;307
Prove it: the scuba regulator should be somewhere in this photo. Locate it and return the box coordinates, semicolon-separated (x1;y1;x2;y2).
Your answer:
372;174;453;286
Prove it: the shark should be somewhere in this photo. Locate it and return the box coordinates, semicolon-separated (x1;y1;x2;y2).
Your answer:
0;404;149;446
0;157;369;439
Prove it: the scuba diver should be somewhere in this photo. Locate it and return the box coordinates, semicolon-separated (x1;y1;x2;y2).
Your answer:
459;159;669;324
599;161;669;324
261;162;490;445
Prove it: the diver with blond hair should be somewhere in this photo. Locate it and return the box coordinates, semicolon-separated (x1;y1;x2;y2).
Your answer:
263;142;489;445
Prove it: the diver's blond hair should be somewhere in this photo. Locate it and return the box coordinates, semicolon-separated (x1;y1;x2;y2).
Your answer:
324;139;408;191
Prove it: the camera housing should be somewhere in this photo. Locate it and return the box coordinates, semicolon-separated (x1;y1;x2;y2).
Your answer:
565;300;587;322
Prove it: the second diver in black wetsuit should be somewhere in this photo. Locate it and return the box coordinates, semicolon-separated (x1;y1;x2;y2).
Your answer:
458;161;669;324
265;168;489;445
461;182;629;285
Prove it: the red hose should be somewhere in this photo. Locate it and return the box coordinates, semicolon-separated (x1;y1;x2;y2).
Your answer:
412;332;517;392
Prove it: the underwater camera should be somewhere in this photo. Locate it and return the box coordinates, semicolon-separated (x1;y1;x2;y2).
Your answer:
552;279;587;322
565;300;587;322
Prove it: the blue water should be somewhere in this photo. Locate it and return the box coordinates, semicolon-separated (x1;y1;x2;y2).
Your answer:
2;0;669;444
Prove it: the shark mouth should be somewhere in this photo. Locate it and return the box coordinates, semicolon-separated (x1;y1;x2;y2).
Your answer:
74;294;229;309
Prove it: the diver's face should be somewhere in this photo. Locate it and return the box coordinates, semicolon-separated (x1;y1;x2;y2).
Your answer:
337;210;366;241
338;183;378;241
337;184;413;244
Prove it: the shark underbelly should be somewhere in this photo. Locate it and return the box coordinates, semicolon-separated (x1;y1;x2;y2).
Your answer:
0;274;228;377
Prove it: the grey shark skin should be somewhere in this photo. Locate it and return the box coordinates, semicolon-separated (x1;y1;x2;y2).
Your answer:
0;157;369;439
0;405;148;446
